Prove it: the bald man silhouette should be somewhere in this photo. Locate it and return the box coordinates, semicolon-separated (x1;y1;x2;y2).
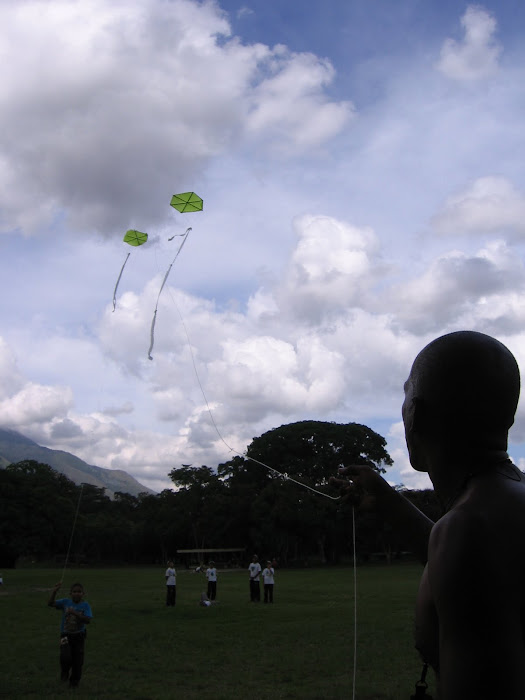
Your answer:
334;331;525;699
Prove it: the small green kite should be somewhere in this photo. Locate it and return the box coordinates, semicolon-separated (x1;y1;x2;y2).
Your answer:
123;229;148;246
170;192;203;213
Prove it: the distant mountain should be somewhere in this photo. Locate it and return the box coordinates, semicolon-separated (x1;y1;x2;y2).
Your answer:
0;428;155;497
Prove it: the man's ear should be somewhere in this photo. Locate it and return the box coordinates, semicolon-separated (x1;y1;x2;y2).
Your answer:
407;396;427;435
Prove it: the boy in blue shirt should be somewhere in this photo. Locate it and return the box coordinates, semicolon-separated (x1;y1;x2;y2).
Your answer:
48;581;92;688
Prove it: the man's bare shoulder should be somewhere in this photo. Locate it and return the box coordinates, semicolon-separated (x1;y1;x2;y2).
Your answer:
429;475;525;591
429;506;485;564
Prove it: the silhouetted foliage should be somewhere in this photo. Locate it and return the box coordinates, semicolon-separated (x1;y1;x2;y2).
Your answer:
0;422;441;567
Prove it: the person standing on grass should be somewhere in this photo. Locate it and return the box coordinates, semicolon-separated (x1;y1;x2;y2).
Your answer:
205;561;217;601
165;561;176;606
262;561;275;603
248;554;261;602
332;330;525;700
48;581;92;688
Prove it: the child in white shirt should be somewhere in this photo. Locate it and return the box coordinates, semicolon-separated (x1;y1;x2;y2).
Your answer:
165;561;176;606
262;561;275;603
205;561;217;600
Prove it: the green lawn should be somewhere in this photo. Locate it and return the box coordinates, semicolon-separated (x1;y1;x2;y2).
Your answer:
0;564;436;699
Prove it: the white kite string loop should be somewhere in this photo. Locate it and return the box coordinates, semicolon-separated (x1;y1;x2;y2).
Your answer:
243;454;341;500
61;483;84;583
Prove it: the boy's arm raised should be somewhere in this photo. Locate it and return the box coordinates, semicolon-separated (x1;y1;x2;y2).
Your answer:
47;582;62;607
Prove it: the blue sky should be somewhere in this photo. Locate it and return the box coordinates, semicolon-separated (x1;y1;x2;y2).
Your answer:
1;0;525;492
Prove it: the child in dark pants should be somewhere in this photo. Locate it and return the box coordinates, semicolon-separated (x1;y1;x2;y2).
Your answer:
205;561;218;601
165;561;177;606
48;582;92;688
262;561;275;603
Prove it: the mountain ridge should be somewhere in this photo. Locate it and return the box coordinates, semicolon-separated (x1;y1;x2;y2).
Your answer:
0;427;155;497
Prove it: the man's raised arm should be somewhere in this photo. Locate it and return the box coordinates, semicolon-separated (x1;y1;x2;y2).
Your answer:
332;465;434;564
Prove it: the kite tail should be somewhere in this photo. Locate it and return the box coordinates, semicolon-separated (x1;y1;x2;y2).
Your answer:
147;265;173;360
147;229;191;360
175;228;191;259
148;310;157;360
112;252;131;311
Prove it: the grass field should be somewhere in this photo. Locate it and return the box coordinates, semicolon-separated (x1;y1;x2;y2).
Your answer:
0;564;437;699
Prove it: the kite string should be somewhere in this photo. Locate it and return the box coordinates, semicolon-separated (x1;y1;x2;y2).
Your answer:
61;484;84;583
243;454;341;500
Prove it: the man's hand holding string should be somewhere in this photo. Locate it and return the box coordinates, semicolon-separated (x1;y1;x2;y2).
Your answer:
331;465;434;565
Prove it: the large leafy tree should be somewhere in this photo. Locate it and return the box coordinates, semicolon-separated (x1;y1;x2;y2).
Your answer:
218;421;393;563
246;420;392;486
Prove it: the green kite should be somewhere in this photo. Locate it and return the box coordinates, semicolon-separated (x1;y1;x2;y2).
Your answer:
170;192;203;213
123;229;148;246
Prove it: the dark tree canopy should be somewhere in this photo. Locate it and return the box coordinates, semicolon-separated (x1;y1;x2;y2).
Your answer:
246;420;393;486
213;420;394;563
168;465;218;490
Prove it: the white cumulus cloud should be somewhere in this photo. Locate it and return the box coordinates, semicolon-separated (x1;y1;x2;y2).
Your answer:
433;177;525;238
0;0;351;235
387;242;525;335
277;214;384;323
437;5;501;81
0;381;73;429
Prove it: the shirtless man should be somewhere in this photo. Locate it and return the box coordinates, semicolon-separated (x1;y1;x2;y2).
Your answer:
333;331;525;699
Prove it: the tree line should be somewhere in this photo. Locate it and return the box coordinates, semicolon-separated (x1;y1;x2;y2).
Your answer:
0;421;441;568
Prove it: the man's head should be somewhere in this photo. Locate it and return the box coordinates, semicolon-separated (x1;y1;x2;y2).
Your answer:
403;331;520;470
